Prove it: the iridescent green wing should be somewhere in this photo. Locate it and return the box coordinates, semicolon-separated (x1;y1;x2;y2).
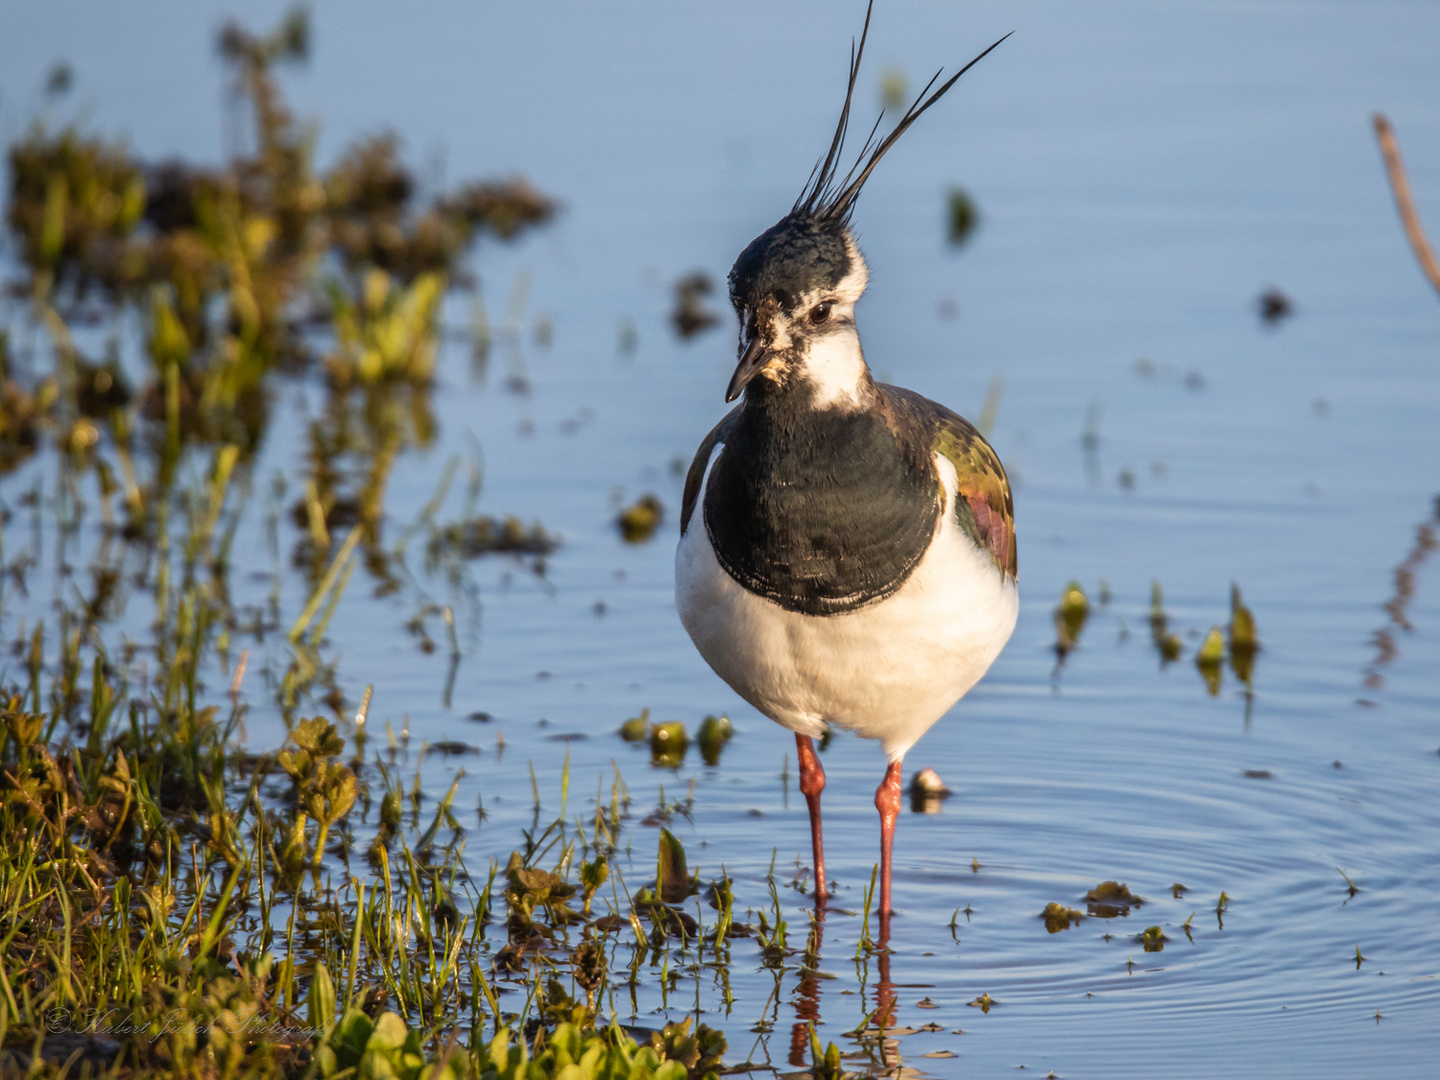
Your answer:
884;386;1017;581
680;409;739;536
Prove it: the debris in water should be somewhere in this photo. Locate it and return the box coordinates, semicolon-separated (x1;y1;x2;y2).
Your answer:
619;708;651;742
1150;582;1183;663
1171;883;1188;898
909;766;950;812
1355;945;1366;969
1053;580;1090;660
1337;867;1360;898
671;272;720;339
1229;584;1259;685
946;186;979;247
1196;626;1225;695
697;714;733;766
967;993;995;1013
427;516;556;560
1084;880;1145;918
649;720;688;767
879;67;908;109
618;494;663;543
1258;287;1293;324
1041;902;1084;932
1139;925;1167;953
1242;769;1272;779
618;317;638;356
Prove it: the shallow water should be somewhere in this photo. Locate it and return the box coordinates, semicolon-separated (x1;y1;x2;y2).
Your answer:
4;1;1439;1076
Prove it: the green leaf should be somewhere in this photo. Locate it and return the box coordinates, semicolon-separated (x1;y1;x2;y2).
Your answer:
368;1011;409;1053
657;827;690;903
307;962;336;1037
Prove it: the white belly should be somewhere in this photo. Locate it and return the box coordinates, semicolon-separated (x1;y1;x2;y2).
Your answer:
675;449;1018;761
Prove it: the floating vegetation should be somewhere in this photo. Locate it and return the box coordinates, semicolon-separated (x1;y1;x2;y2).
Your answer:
1085;880;1146;918
427;515;557;561
1196;626;1226;695
1150;582;1184;664
620;707;652;742
908;766;950;813
879;67;909;110
697;714;733;766
1139;925;1168;952
946;186;980;246
1229;584;1260;689
967;993;995;1013
1041;902;1085;932
617;493;664;543
1054;579;1090;660
671;272;720;339
650;720;689;767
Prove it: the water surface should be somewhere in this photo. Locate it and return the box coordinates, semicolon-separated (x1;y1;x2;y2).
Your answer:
3;1;1438;1076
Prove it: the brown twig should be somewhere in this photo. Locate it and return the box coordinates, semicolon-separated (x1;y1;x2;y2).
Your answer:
1373;113;1440;297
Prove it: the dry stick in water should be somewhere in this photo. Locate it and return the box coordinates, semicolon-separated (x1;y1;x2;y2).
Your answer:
229;648;249;699
1374;113;1440;297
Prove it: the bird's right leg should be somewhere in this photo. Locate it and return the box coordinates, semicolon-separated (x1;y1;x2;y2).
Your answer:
795;733;828;901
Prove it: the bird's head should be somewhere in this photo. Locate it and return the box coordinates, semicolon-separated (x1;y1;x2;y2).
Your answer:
717;1;1009;408
724;213;871;408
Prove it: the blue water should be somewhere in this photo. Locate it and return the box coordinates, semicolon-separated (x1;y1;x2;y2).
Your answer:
3;1;1439;1076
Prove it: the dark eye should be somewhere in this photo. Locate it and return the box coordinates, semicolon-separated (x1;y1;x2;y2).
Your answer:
809;301;833;325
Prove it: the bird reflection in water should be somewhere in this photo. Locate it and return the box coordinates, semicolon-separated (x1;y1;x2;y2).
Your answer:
787;907;904;1075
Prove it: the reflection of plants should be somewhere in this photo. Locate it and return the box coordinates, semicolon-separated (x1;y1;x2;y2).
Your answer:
326;270;444;386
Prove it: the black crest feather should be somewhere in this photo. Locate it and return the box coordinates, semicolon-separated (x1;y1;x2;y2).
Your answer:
793;0;1011;225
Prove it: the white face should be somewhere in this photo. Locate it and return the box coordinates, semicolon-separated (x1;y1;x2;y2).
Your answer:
738;239;872;409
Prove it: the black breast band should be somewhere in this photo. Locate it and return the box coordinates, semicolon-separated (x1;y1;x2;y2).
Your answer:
702;393;940;617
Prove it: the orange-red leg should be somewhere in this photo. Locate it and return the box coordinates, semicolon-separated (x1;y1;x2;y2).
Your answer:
874;759;904;915
795;733;828;901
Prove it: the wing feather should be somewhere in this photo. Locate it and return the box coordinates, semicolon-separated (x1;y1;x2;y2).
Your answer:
680;409;738;536
881;386;1017;581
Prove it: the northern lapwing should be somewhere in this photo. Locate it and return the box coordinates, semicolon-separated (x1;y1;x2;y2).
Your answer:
676;4;1017;916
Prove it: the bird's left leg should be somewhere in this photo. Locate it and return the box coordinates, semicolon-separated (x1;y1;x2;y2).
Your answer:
875;759;904;915
795;733;828;901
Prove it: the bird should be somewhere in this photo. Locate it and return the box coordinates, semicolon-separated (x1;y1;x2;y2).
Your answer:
675;3;1017;916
